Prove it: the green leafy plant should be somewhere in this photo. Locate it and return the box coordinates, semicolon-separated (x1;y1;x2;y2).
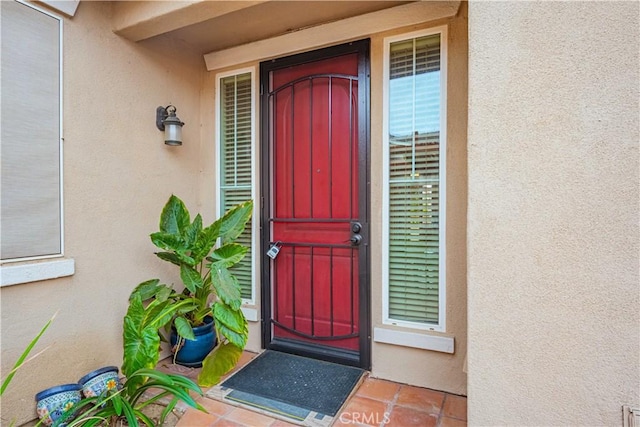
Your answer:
122;195;253;386
1;312;56;398
50;368;205;427
2;312;56;427
122;283;195;389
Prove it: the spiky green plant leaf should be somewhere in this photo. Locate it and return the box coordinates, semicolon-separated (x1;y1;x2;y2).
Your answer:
121;397;138;427
160;398;179;425
1;311;56;396
112;392;123;415
135;410;155;427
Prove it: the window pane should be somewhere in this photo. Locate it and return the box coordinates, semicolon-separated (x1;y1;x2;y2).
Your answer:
388;34;441;324
1;1;61;260
220;73;253;300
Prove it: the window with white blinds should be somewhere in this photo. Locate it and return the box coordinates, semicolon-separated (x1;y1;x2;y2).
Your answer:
218;71;254;301
384;29;446;329
1;1;63;261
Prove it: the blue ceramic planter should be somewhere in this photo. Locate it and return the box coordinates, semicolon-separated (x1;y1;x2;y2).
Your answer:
170;316;216;367
35;383;82;426
78;366;121;398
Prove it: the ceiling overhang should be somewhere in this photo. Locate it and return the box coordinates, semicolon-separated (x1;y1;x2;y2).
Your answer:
204;1;461;70
112;1;269;42
112;1;461;68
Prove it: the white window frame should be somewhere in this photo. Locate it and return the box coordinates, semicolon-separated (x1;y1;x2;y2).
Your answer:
381;26;448;332
215;66;258;306
1;0;65;265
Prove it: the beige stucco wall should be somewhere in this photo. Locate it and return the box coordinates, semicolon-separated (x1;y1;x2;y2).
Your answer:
0;2;207;425
467;2;639;425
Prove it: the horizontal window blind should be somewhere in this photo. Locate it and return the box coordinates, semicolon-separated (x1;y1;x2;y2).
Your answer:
388;34;442;324
220;73;253;299
1;1;62;260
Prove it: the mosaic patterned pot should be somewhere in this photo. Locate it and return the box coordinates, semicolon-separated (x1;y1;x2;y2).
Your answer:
35;383;82;426
78;366;121;398
170;316;216;367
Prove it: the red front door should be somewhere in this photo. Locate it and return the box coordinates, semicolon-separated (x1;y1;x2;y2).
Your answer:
261;41;370;368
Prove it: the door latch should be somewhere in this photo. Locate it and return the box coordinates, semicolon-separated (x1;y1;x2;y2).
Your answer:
350;222;363;246
267;241;282;259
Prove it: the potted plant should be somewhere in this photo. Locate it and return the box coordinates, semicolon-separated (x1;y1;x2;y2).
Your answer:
52;368;205;427
122;195;253;387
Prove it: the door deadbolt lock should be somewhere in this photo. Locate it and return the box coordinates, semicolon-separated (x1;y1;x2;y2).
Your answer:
350;222;363;246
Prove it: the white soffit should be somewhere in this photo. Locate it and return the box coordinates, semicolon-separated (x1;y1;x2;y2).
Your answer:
204;1;461;71
38;0;79;17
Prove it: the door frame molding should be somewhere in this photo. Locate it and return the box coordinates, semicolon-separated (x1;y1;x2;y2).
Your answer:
259;39;371;369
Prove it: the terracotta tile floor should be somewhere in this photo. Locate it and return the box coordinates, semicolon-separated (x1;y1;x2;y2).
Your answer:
164;352;467;427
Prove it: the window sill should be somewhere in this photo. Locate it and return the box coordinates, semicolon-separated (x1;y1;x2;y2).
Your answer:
0;258;75;287
374;327;454;353
241;306;259;322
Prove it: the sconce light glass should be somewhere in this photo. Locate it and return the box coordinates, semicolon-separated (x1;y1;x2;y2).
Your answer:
156;105;184;146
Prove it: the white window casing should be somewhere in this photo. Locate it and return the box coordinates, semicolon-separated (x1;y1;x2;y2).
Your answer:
382;26;448;332
215;67;257;306
1;0;65;264
0;1;72;286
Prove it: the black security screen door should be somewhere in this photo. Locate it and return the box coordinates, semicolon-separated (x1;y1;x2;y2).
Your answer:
260;40;371;369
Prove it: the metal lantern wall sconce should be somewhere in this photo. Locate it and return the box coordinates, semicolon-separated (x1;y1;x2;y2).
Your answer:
156;105;184;146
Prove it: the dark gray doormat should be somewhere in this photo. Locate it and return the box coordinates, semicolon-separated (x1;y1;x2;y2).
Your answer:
206;350;364;426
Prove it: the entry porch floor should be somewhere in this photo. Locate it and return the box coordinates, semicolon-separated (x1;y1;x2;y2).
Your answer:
159;351;467;427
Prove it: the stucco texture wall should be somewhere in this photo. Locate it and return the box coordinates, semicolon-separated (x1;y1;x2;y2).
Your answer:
467;2;639;425
0;2;206;424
